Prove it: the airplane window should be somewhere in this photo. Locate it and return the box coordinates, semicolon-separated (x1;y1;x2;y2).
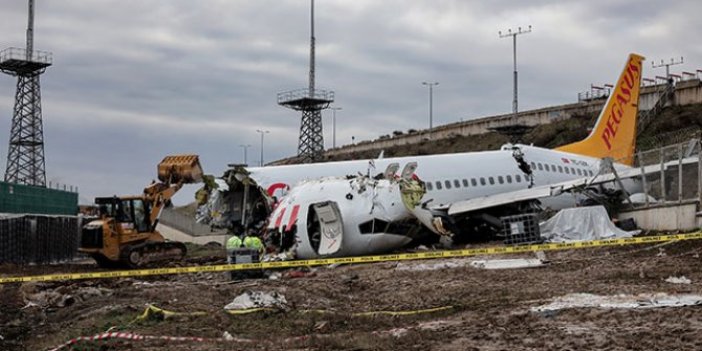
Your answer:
498;176;504;184
551;164;557;172
436;181;442;190
488;177;495;185
480;177;486;186
506;175;512;183
462;179;469;187
571;167;576;174
471;178;477;186
537;163;543;171
544;164;550;172
558;166;563;173
577;169;583;176
565;167;570;174
516;174;522;182
445;180;452;189
454;179;460;188
531;162;536;169
588;170;594;176
426;182;433;191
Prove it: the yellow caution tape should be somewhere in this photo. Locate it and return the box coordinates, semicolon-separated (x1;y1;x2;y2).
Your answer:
225;306;453;316
132;304;206;323
1;232;701;284
224;307;276;315
300;305;454;317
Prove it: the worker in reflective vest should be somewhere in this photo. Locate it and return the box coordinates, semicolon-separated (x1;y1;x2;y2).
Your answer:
226;235;243;263
243;236;264;253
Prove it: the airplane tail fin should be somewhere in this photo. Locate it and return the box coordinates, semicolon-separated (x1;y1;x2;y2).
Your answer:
555;53;645;165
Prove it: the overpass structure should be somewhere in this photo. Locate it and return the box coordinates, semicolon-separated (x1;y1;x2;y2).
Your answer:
319;78;702;158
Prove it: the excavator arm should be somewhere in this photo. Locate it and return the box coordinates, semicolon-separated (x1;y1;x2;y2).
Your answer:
144;155;204;227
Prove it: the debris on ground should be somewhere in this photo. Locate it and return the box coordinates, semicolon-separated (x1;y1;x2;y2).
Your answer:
223;291;288;311
133;304;207;322
531;293;702;312
665;276;692;284
4;239;702;350
395;259;470;271
470;258;546;270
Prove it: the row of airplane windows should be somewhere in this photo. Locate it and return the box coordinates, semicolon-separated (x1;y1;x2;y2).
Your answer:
529;162;595;178
425;162;595;192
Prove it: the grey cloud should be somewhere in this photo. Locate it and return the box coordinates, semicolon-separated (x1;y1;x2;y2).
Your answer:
0;0;700;203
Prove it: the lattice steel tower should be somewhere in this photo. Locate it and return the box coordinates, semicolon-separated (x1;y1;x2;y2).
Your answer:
0;0;52;186
277;0;334;163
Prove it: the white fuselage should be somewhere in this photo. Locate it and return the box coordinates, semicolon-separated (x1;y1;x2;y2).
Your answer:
248;144;632;210
250;145;639;259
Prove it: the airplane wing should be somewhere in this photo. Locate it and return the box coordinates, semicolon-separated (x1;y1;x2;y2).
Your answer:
441;155;699;216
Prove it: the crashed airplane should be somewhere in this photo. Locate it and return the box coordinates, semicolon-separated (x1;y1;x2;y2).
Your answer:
198;53;648;259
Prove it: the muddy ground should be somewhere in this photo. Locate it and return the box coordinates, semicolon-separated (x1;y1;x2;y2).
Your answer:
2;239;702;350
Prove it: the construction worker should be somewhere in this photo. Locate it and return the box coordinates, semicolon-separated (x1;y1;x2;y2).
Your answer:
225;235;243;263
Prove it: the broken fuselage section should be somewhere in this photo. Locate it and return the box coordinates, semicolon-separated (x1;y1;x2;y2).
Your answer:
196;165;429;259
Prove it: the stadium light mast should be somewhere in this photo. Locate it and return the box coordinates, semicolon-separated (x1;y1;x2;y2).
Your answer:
0;0;53;186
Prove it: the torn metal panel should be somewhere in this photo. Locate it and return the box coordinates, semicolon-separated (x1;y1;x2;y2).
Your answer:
266;174;426;259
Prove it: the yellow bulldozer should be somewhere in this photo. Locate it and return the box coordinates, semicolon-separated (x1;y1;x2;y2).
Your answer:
79;155;203;267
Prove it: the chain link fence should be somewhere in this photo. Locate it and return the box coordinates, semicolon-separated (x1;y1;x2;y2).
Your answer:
629;138;701;208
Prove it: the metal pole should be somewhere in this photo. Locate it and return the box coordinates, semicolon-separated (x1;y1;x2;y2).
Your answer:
652;57;683;81
308;0;315;97
430;84;434;131
330;107;342;148
679;143;684;203
513;34;517;117
239;144;251;165
26;0;35;57
256;129;269;167
499;25;531;123
638;152;649;207
660;148;666;202
422;82;438;138
698;139;702;205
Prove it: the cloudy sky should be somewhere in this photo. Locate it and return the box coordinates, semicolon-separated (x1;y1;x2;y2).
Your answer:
0;0;700;205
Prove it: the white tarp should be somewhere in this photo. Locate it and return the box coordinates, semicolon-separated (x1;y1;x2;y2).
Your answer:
540;205;639;242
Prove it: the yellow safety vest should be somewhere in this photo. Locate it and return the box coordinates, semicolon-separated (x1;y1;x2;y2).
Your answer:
226;236;242;250
243;236;263;251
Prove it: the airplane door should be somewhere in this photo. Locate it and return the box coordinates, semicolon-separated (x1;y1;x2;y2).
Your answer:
312;202;344;255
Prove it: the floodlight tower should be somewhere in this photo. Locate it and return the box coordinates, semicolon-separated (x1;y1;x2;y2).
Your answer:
0;0;52;186
277;0;334;163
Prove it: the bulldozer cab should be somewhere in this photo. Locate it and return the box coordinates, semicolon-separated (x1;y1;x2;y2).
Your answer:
96;197;151;233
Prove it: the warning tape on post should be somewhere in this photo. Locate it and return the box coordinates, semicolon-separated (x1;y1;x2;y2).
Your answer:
2;232;702;284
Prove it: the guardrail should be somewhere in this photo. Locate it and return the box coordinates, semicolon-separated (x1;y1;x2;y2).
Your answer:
0;47;52;65
277;88;334;104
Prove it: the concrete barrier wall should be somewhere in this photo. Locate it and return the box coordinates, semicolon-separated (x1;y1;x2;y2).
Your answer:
159;207;225;237
618;202;699;232
321;79;702;158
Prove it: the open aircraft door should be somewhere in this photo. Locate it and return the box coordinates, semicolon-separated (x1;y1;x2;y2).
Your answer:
312;202;344;256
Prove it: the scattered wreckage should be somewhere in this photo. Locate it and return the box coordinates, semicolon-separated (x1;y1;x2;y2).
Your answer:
194;158;642;261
